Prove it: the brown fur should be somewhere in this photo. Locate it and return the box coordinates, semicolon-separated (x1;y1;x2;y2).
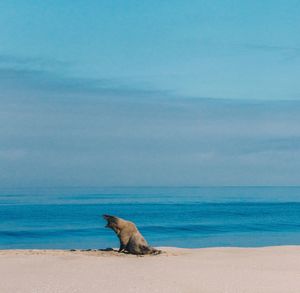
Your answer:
103;215;161;255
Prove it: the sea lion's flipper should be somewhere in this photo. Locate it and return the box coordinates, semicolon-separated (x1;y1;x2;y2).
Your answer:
118;243;126;252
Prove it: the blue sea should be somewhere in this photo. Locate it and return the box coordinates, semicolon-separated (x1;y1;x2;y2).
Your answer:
1;187;300;249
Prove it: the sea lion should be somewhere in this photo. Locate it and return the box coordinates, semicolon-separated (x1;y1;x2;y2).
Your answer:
103;214;161;255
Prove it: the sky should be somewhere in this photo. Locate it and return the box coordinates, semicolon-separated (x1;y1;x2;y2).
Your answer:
0;0;300;187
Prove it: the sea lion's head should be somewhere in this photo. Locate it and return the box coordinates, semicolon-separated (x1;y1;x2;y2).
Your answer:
103;214;123;235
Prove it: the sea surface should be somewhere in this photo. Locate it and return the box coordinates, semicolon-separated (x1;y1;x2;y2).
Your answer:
0;186;300;249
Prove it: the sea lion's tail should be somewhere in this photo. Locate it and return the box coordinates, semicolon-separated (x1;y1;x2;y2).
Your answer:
150;248;162;255
141;246;162;255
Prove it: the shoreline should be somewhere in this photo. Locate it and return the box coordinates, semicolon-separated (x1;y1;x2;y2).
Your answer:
1;244;300;251
1;244;300;254
1;246;300;293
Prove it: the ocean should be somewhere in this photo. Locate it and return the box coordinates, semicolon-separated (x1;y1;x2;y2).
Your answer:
0;186;300;249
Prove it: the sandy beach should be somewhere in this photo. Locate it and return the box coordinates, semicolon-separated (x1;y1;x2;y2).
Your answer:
1;246;300;293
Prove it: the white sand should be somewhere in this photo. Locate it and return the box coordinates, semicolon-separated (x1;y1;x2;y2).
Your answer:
1;246;300;293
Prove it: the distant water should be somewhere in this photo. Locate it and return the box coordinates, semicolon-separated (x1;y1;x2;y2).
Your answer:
1;187;300;249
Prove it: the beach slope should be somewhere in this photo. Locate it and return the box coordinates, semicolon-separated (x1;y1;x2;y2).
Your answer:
1;246;300;293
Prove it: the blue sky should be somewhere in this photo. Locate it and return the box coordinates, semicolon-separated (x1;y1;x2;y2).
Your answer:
0;1;300;187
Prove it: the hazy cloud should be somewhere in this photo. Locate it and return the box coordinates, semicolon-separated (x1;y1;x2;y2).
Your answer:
1;56;300;187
